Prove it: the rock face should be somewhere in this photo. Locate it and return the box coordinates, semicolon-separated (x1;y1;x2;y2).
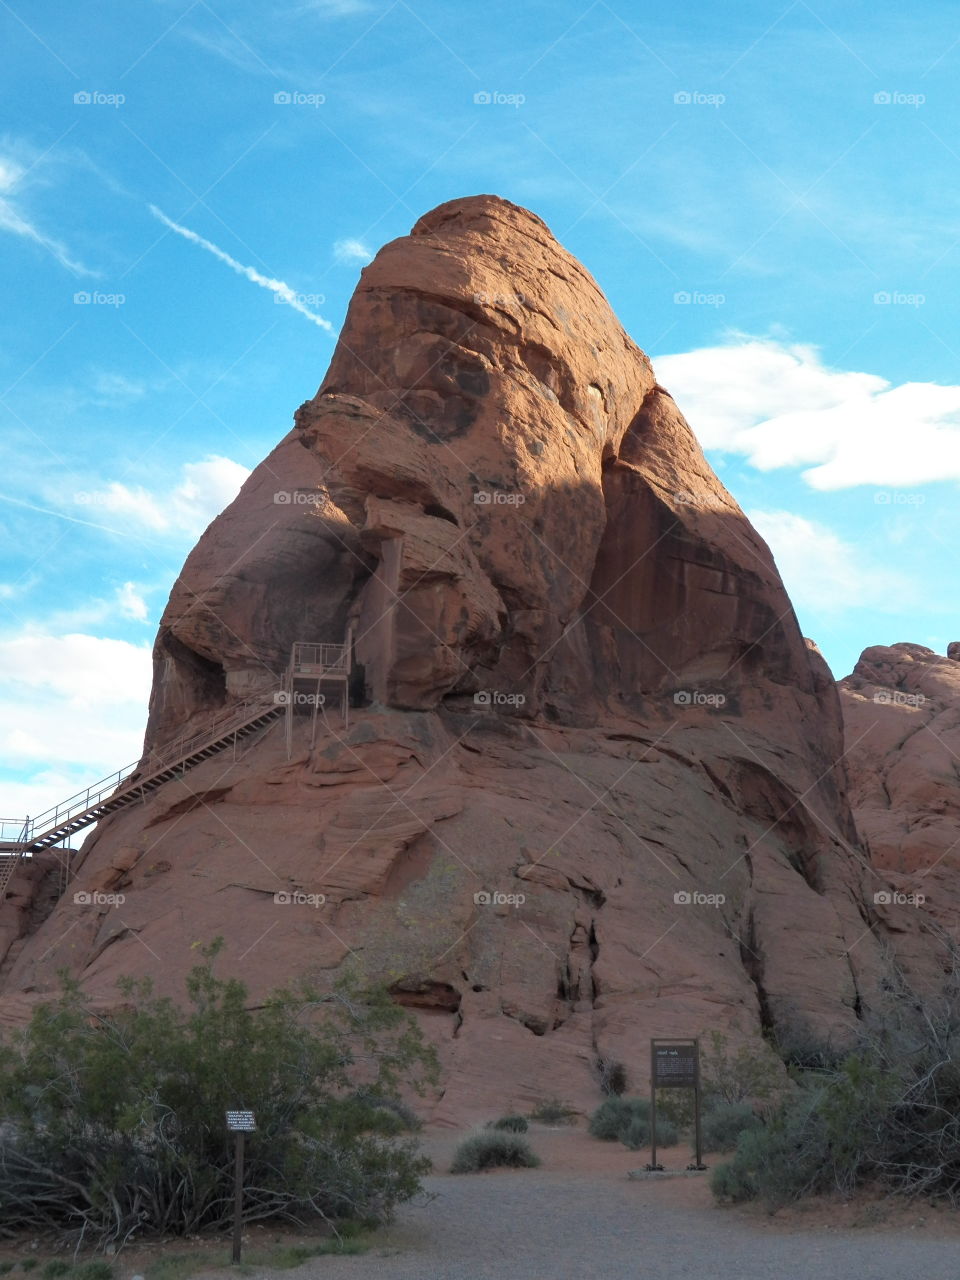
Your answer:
840;643;960;988
0;196;910;1119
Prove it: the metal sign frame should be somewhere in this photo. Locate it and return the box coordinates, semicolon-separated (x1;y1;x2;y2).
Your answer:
649;1038;705;1171
226;1109;257;1262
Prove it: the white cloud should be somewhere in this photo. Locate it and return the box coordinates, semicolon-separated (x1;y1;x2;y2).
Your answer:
0;149;96;277
69;454;250;537
117;582;149;621
655;338;960;490
749;509;914;614
0;630;153;820
151;206;334;331
334;237;373;265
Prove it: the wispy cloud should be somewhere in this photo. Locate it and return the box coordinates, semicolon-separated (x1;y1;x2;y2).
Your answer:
0;153;96;277
749;509;916;615
116;581;149;621
334;236;373;265
150;205;334;331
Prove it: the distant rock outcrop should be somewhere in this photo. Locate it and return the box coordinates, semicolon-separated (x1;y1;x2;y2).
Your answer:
840;643;960;988
0;197;925;1120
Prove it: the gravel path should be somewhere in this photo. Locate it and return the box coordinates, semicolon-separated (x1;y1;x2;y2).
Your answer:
247;1128;960;1280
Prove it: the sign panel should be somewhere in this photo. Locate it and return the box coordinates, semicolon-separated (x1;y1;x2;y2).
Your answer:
652;1041;698;1089
226;1109;257;1131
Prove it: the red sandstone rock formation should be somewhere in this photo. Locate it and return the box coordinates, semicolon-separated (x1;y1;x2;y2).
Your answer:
840;643;960;988
0;197;912;1119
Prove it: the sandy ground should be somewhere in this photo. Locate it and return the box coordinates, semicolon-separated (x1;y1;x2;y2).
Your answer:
226;1124;960;1280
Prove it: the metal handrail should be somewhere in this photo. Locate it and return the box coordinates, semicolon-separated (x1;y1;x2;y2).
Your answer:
139;691;281;775
292;642;347;673
11;692;283;846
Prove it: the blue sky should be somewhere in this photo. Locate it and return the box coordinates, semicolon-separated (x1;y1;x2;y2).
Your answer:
2;0;959;817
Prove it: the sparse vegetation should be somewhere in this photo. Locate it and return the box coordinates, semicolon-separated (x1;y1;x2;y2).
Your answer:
713;977;960;1208
597;1058;628;1096
487;1114;528;1132
450;1131;540;1173
700;1102;761;1153
0;941;437;1248
587;1096;679;1149
528;1098;577;1125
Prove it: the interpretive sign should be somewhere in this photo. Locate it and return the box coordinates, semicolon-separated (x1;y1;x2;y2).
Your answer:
226;1109;257;1132
649;1039;706;1172
652;1042;698;1089
226;1110;256;1262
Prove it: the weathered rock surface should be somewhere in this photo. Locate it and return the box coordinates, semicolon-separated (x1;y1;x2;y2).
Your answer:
840;643;960;988
0;196;922;1119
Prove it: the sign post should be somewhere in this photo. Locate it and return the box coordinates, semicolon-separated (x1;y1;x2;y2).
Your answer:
648;1039;706;1171
226;1109;257;1263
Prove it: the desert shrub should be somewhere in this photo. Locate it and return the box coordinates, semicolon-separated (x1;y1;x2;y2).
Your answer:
597;1058;628;1096
0;941;437;1248
528;1098;577;1125
711;1049;936;1208
40;1266;69;1280
621;1111;678;1151
450;1131;540;1173
488;1114;528;1132
350;1091;422;1132
701;1102;761;1153
73;1267;114;1280
589;1097;651;1142
699;1030;787;1107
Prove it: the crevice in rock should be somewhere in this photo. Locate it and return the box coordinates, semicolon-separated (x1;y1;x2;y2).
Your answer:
388;978;462;1013
738;898;775;1037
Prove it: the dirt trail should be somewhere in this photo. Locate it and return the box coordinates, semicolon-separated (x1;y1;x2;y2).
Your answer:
241;1126;960;1280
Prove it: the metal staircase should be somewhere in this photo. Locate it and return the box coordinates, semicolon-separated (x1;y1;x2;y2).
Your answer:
0;693;286;895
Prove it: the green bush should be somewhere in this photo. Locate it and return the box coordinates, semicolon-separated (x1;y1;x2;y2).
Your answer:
699;1030;787;1107
701;1102;761;1153
488;1114;528;1132
350;1091;422;1133
588;1096;649;1141
40;1266;69;1280
73;1265;114;1280
711;1055;906;1208
20;1264;38;1273
528;1098;577;1125
0;941;438;1247
450;1131;540;1173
